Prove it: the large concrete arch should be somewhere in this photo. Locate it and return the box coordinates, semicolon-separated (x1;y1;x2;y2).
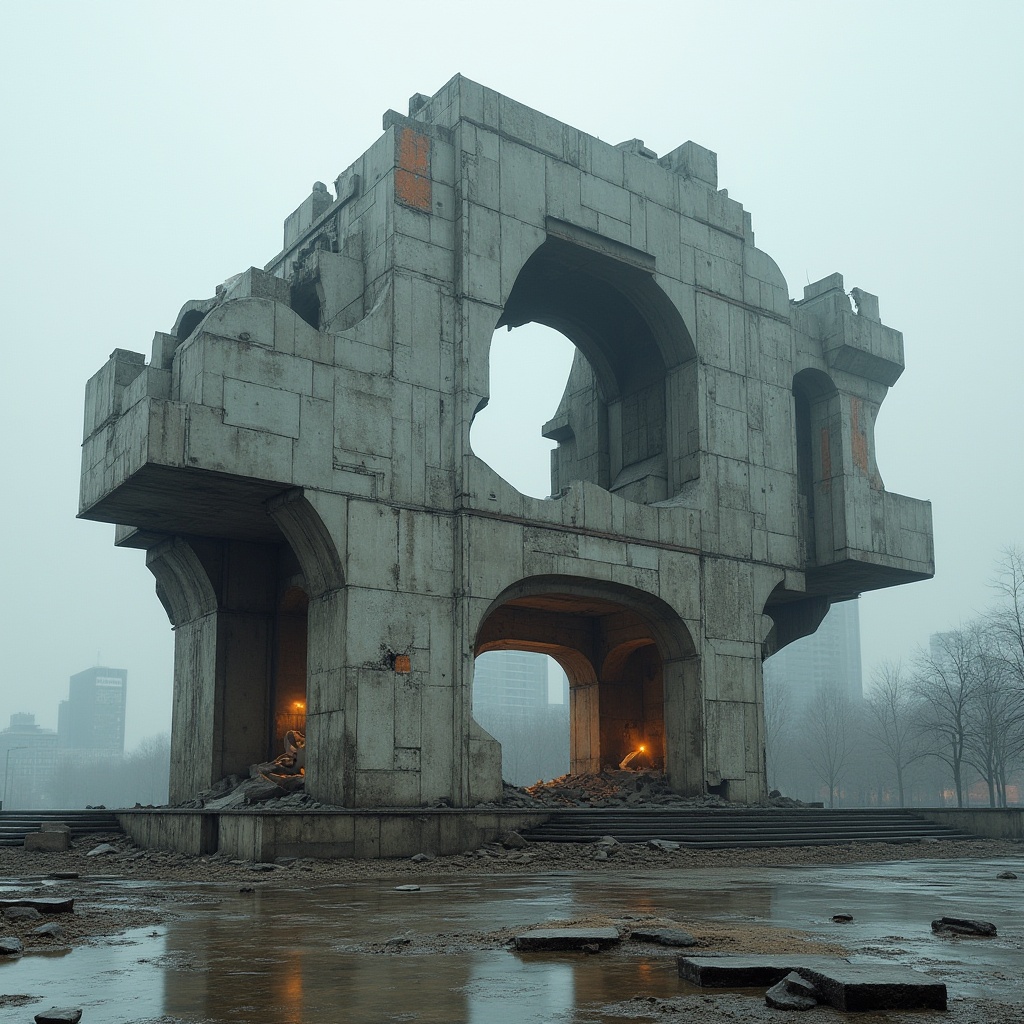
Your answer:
80;76;933;809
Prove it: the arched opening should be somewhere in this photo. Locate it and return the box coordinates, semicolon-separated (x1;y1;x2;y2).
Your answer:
473;234;698;504
792;368;840;563
471;649;569;784
271;585;308;757
474;576;701;792
469;324;575;498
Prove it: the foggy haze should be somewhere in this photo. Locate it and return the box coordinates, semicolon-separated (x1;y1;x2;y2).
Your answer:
1;1;1021;749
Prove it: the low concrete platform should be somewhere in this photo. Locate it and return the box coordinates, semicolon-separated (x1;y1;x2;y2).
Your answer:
679;955;948;1011
116;807;555;860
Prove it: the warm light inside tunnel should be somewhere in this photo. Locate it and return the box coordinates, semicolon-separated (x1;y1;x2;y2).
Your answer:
618;746;647;770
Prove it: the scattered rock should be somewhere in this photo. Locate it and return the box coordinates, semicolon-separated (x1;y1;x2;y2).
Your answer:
931;917;997;937
647;838;681;851
582;943;601;954
249;862;279;872
48;872;79;880
32;922;65;940
410;852;435;863
595;835;620;847
385;936;411;947
0;936;24;956
3;907;42;922
594;850;609;862
394;884;420;892
500;831;529;849
631;927;697;948
766;971;818;1011
996;870;1017;880
238;887;255;894
515;927;620;951
831;913;853;923
34;1009;83;1024
86;843;118;857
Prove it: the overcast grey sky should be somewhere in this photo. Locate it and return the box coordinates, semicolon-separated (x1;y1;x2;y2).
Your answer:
1;1;1021;748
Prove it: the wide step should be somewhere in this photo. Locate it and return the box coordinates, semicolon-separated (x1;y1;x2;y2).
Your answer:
522;809;976;848
0;809;123;847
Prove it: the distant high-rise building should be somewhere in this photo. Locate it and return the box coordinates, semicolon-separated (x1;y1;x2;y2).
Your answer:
472;650;549;714
58;667;127;754
763;600;863;707
1;713;58;809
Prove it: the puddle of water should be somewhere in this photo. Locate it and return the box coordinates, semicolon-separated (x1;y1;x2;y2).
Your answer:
1;858;1021;1021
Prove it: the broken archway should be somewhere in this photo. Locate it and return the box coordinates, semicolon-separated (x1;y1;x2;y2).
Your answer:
474;575;702;793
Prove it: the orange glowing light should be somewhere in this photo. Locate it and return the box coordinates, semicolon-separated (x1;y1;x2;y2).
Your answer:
293;701;306;710
639;745;645;752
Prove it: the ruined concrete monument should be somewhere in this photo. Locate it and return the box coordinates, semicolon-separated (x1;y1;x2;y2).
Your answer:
79;75;933;808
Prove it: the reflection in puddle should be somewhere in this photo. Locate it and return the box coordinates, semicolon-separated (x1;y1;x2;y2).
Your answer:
0;858;1020;1022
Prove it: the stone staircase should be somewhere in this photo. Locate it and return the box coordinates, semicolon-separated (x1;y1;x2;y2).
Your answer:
0;809;123;848
521;808;976;848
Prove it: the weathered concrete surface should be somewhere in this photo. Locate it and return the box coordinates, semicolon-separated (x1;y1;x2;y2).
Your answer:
679;955;948;1011
116;807;554;860
515;926;620;951
80;75;934;812
915;808;1024;840
24;830;69;852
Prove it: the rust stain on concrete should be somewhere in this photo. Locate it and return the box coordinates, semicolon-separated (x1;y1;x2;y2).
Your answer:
396;126;431;210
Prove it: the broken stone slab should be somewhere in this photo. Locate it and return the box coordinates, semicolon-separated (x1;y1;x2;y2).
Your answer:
48;871;79;880
0;897;74;914
86;842;118;857
394;884;420;892
0;935;24;956
34;1010;83;1024
831;913;853;923
41;822;71;833
678;956;947;1012
501;830;529;849
25;831;69;853
631;927;697;947
931;916;997;937
996;870;1017;880
647;838;680;851
410;852;435;862
33;922;66;940
766;971;818;1011
515;927;620;952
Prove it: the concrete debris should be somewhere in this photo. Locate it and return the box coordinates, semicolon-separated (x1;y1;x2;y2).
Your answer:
679;956;947;1011
931;916;997;937
86;843;118;857
648;839;681;851
593;850;609;861
34;1010;83;1024
410;852;435;862
394;884;420;892
25;831;69;853
831;913;853;923
32;922;66;940
996;870;1017;879
515;926;621;951
765;971;818;1011
0;898;74;914
499;831;529;849
0;935;24;956
631;927;697;947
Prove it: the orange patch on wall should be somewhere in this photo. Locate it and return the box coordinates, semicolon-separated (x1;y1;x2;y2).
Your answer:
395;126;431;211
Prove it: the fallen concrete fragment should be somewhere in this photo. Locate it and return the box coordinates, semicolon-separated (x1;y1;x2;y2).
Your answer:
34;1009;83;1024
25;831;69;853
32;922;66;940
3;906;42;922
394;884;420;892
0;935;24;956
931;916;997;937
86;843;118;857
765;971;818;1011
515;927;620;951
679;956;947;1012
631;927;697;947
0;897;74;914
996;870;1017;879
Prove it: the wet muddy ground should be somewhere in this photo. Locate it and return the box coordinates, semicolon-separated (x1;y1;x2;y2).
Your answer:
1;851;1022;1022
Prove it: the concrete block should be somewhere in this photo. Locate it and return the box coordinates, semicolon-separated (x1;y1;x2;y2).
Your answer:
24;832;68;853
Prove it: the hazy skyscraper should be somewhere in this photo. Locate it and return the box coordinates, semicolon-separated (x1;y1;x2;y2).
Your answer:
58;667;127;754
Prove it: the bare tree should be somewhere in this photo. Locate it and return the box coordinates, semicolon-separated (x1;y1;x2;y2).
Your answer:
801;687;856;808
913;627;983;807
864;661;927;807
763;675;794;793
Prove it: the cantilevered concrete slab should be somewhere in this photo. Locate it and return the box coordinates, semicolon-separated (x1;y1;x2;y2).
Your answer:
80;75;933;809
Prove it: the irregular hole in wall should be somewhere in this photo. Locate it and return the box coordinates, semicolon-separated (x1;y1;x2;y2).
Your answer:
470;323;576;499
471;650;569;786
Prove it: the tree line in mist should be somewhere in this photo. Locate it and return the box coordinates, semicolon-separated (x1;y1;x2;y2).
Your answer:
767;548;1024;808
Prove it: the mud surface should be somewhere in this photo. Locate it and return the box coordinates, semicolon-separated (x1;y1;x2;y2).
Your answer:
1;838;1021;1022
